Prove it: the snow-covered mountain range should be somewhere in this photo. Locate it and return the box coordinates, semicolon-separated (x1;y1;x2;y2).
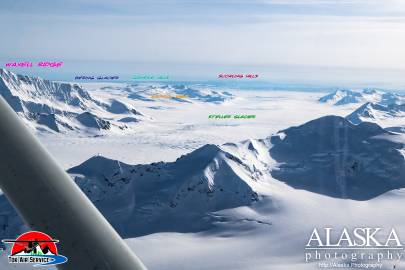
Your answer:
0;115;403;243
319;88;405;131
100;83;234;104
319;88;404;106
67;141;263;237
0;69;145;133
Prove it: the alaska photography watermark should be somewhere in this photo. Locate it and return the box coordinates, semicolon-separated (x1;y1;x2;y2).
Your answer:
305;227;403;269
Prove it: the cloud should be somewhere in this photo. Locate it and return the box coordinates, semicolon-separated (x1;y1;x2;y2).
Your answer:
2;0;405;85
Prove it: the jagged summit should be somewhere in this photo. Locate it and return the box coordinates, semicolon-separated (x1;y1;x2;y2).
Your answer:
0;68;94;111
346;102;405;125
319;89;363;105
66;142;261;237
68;155;131;178
0;69;144;133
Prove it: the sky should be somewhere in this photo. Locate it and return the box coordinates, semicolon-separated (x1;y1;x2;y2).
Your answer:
2;0;405;88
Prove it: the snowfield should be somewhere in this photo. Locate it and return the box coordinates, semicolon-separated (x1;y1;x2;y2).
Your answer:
0;72;404;270
38;86;353;169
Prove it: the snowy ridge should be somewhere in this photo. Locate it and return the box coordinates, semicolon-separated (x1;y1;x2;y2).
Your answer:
0;68;95;113
346;102;405;125
0;69;145;133
386;125;405;134
67;143;264;237
319;88;404;106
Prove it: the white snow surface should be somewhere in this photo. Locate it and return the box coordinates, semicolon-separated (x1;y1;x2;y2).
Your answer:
38;85;352;169
0;78;404;270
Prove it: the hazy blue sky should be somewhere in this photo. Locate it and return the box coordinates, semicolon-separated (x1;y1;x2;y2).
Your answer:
2;0;405;87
